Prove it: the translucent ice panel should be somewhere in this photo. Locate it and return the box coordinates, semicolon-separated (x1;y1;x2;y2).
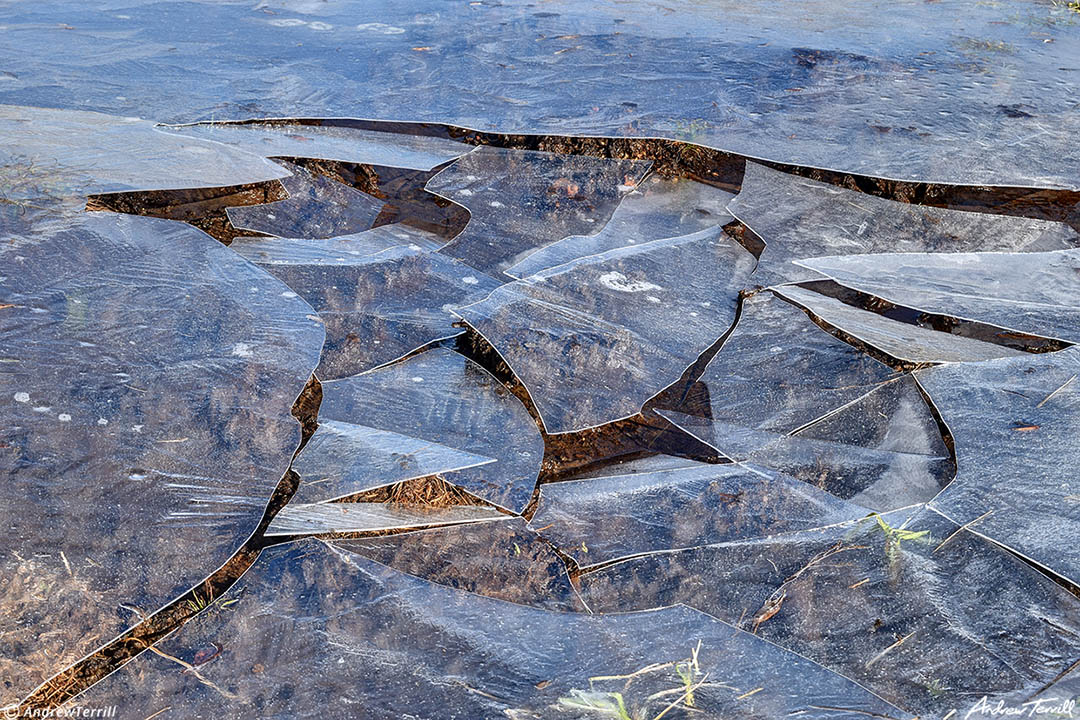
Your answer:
0;104;288;199
337;518;584;611
506;175;734;278
78;540;912;720
264;502;505;536
918;346;1080;586
0;211;323;702
799;249;1080;343
426;146;651;276
227;161;384;239
162;121;470;171
290;420;496;505
529;462;865;568
456;227;756;433
730;163;1080;285
314;348;543;512
580;507;1080;718
774;286;1027;364
234;241;501;379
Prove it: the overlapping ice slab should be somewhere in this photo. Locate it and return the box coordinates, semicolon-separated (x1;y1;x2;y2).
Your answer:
233;238;501;379
0;105;288;198
227;161;384;239
229;224;442;265
314;348;543;513
580;507;1080;718
730;163;1080;285
662;375;952;511
658;294;950;510
5;1;1080;187
774;286;1028;364
685;292;898;434
338;518;583;611
799;249;1080;344
529;462;865;568
568;454;716;481
426;146;651;276
78;540;912;720
917;346;1080;586
457;227;755;433
265;502;504;537
506;175;734;278
0;211;324;703
162;121;470;171
289;420;495;505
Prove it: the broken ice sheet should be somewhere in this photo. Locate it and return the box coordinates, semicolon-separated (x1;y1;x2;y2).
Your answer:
315;348;543;513
232;239;501;379
773;285;1028;364
580;506;1080;718
264;502;505;536
6;0;1080;187
226;160;383;239
798;249;1080;344
0;104;289;199
456;227;756;433
729;162;1080;286
289;420;495;505
0;211;323;703
675;292;898;435
505;174;734;278
77;539;912;720
917;345;1080;586
661;374;953;511
161;121;470;171
337;517;583;611
528;462;865;568
426;146;652;276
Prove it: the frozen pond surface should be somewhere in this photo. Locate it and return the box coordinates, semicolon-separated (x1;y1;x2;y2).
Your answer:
2;0;1080;186
3;1;1080;717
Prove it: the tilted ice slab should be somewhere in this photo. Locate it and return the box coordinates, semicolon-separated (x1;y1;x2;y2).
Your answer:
580;506;1080;718
0;211;323;703
661;375;953;512
506;174;734;278
227;160;384;239
426;146;651;277
78;539;912;720
456;227;756;433
312;348;543;513
729;163;1080;286
0;104;288;198
265;502;505;537
289;419;496;505
917;346;1080;587
529;462;865;568
683;292;898;435
228;224;442;265
233;239;501;379
657;293;950;511
162;121;470;171
773;285;1027;365
338;518;585;611
798;249;1080;344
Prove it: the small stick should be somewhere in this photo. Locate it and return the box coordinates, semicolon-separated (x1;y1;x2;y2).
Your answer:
1037;374;1076;408
934;510;994;553
654;674;711;720
865;631;916;669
